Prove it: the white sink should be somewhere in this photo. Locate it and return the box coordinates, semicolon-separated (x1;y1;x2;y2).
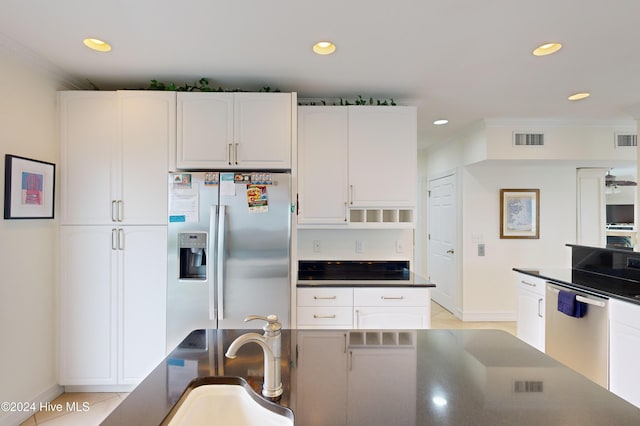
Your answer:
165;379;293;426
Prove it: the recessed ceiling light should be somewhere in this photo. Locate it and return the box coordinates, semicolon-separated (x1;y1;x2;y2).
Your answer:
568;92;590;101
83;38;112;52
313;41;336;55
533;42;562;56
433;119;449;125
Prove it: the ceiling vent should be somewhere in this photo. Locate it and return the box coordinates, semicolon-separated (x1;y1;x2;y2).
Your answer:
513;132;544;147
614;133;637;148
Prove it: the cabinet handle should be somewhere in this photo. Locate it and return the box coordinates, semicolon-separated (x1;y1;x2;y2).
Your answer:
349;185;354;205
228;144;233;165
343;333;347;354
111;200;117;222
234;143;239;165
117;200;124;222
355;309;360;326
118;228;125;250
112;229;118;250
344;202;348;222
314;296;337;300
521;280;536;288
381;296;404;300
537;298;543;318
349;350;353;371
313;314;336;319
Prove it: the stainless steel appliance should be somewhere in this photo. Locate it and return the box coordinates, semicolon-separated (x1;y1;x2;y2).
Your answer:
167;171;291;351
545;283;609;388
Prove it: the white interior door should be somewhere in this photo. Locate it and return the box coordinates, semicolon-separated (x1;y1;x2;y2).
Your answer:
427;172;457;314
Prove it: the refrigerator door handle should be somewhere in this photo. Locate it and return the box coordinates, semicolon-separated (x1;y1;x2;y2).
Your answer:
216;205;227;320
208;206;218;321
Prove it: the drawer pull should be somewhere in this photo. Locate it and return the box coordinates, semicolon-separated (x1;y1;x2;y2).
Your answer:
314;314;336;319
314;296;337;300
381;296;404;300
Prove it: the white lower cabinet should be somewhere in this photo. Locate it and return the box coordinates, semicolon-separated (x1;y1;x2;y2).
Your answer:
354;288;431;329
609;298;640;407
59;226;167;387
297;287;431;329
516;273;546;352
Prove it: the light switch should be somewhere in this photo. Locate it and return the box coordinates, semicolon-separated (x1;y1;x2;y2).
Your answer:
356;240;364;253
313;240;321;253
478;244;485;256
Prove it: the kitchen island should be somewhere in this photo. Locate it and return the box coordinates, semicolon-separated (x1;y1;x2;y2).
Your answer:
102;328;639;425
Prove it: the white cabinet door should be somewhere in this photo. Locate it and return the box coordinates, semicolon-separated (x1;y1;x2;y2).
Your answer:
59;92;118;225
59;226;167;386
59;91;173;225
609;299;640;407
234;93;292;169
176;92;292;169
119;91;174;225
295;331;348;426
348;347;417;426
177;92;234;169
297;106;349;224
348;106;417;207
118;226;167;384
355;307;429;329
516;274;545;352
59;226;117;385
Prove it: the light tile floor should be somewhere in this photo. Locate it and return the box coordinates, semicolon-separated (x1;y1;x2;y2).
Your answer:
22;301;515;425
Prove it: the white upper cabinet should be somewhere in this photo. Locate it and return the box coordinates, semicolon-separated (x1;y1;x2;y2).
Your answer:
59;91;174;225
177;92;293;169
297;105;417;226
298;107;349;224
348;106;417;207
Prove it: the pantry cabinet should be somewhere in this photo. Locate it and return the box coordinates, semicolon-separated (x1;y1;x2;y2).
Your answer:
59;91;174;225
176;92;293;169
58;226;167;387
297;106;417;226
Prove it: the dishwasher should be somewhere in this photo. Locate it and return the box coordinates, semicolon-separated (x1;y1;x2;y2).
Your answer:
545;283;609;388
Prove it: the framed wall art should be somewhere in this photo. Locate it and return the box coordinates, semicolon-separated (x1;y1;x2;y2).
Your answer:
500;188;539;239
4;154;55;219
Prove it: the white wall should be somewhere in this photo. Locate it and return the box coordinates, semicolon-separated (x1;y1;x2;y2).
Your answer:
0;48;62;424
461;162;575;320
298;229;414;262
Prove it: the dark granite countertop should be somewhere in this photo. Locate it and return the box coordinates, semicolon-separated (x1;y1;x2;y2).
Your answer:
513;267;640;305
102;329;639;425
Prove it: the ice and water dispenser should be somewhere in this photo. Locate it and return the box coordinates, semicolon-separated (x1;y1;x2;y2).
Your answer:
178;232;207;280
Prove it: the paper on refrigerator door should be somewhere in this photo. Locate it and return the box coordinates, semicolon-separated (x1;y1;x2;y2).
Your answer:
168;173;199;223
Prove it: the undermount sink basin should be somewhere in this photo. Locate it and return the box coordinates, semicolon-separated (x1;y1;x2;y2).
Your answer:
162;377;293;426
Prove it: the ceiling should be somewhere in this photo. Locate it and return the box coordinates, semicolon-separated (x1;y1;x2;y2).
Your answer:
2;0;640;149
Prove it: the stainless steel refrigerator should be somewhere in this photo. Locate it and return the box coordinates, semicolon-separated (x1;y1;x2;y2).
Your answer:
166;171;291;351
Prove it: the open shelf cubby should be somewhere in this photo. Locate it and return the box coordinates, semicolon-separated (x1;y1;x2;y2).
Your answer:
348;208;414;224
348;331;415;347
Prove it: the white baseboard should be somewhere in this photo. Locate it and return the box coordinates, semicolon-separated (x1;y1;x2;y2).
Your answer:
0;384;63;426
63;384;136;393
461;310;517;322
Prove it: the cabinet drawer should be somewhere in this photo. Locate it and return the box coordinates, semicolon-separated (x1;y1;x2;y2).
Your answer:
354;288;429;307
516;273;547;297
297;288;353;307
297;307;353;328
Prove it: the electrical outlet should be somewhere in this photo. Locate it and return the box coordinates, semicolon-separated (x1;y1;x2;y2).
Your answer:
313;240;321;253
355;240;364;253
396;240;404;253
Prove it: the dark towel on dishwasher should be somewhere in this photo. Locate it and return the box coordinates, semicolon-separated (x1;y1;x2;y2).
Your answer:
557;289;587;318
